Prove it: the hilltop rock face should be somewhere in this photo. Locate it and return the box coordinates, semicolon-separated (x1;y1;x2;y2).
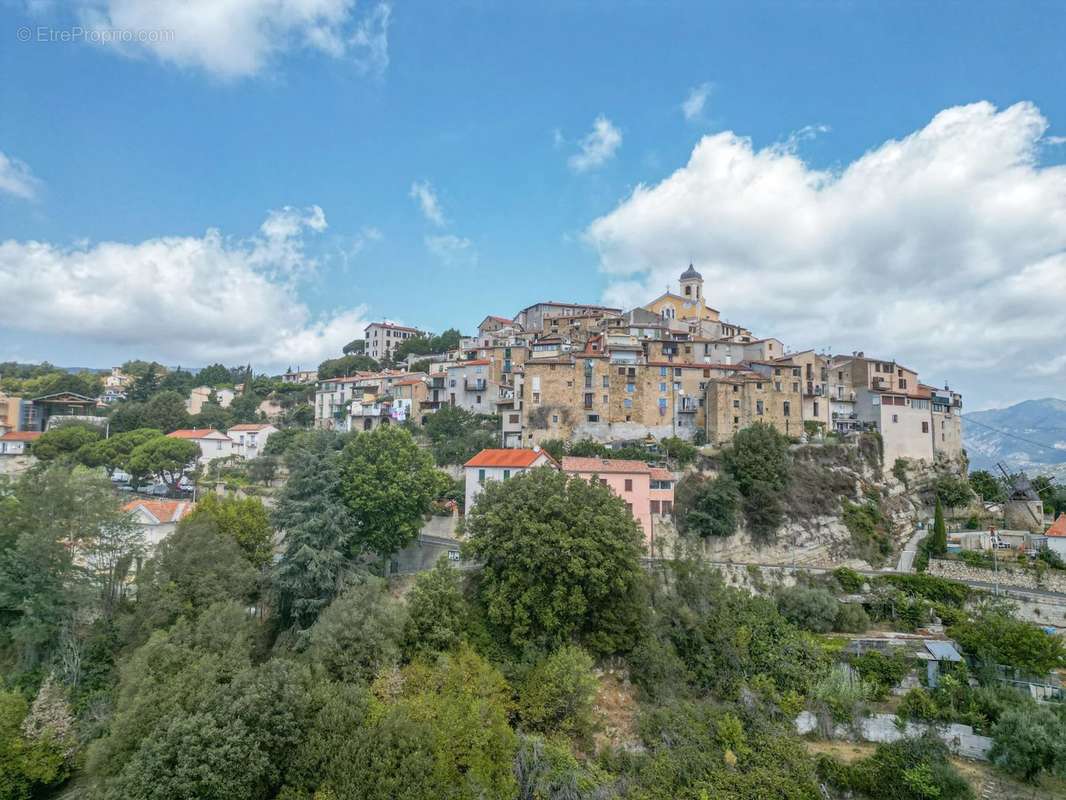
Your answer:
668;440;964;570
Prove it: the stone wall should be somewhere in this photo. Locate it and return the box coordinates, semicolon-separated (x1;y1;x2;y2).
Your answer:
927;558;1066;594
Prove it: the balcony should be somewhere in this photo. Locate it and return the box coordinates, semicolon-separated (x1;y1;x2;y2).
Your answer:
464;378;487;392
678;397;699;413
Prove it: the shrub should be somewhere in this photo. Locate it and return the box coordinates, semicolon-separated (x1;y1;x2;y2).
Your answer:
834;602;871;633
674;473;739;538
989;706;1066;784
776;586;840;633
849;650;910;699
833;567;865;593
308;578;407;683
517;645;599;741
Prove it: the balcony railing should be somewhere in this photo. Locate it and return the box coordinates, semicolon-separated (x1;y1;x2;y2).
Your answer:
465;378;487;391
678;397;699;412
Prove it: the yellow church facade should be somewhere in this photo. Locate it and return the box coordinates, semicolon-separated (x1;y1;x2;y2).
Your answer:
643;264;721;323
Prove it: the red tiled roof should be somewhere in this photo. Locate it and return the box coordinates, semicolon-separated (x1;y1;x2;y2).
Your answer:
562;456;653;475
167;428;228;440
465;448;557;468
123;499;195;524
228;423;274;432
1047;514;1066;538
0;431;41;441
366;321;422;333
449;359;491;368
650;468;675;481
484;315;513;324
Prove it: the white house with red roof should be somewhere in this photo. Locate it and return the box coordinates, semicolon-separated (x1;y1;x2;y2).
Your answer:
463;447;558;513
1045;514;1066;559
364;321;429;362
167;429;233;465
226;423;279;459
0;430;41;456
123;498;196;548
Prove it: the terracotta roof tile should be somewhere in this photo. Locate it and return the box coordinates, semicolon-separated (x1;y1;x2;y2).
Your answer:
1047;514;1066;538
167;428;228;440
464;448;557;468
123;499;195;524
0;431;42;441
562;456;653;475
228;423;274;432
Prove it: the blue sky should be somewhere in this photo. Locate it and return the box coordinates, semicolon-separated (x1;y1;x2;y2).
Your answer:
1;1;1064;409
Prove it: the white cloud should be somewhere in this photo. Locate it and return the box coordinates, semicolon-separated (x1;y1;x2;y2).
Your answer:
0;151;42;200
0;206;370;369
681;83;710;121
74;0;391;80
568;115;622;173
425;234;476;267
585;101;1066;407
410;180;446;226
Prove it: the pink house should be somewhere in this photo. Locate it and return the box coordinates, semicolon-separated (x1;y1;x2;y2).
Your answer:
562;457;675;546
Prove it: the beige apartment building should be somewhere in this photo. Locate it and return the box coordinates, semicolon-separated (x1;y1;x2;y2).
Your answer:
704;374;804;446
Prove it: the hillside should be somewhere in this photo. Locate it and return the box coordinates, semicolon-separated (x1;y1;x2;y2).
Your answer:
963;397;1066;479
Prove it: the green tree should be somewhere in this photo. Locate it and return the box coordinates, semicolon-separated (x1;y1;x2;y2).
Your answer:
392;645;518;800
660;435;698;467
76;428;163;476
934;474;973;509
0;690;70;800
968;469;1004;502
517;645;599;741
949;601;1066;676
126;436;200;490
338;426;447;559
722;422;792;540
776;586;841;633
127;518;258;640
271;437;358;634
140;390;191;432
422;405;498;465
31;424;102;461
341;338;366;355
196;363;233;387
0;466;127;670
674;473;739;538
186;493;273;568
403;558;470;659
307;577;406;683
127;363;161;402
989;706;1066;784
465;467;646;655
930;497;948;556
317;354;379;379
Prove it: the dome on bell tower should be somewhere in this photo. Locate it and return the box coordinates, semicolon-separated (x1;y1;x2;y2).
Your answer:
680;263;702;281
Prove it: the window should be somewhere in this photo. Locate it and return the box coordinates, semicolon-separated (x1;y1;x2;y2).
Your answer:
624;479;633;492
532;392;540;403
733;416;739;424
659;382;667;392
624;398;633;409
661;500;672;514
733;399;740;409
660;366;668;377
478;469;486;484
756;400;764;415
813;401;819;417
783;401;791;417
625;502;633;514
774;381;782;391
922;421;929;433
756;382;763;390
674;368;682;377
618;367;626;375
602;375;609;388
509;414;519;423
892;414;899;423
587;414;599;422
552;415;559;423
626;383;635;393
476;395;481;403
650;500;660;514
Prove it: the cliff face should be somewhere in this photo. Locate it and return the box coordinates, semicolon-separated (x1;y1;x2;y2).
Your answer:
671;439;966;570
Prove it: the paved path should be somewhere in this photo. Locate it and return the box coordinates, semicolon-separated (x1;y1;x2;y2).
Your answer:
896;526;929;573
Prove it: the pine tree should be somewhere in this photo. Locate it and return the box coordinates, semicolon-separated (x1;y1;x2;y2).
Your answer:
271;437;359;634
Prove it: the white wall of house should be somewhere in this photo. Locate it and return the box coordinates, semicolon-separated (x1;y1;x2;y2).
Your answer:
187;434;233;465
227;426;278;459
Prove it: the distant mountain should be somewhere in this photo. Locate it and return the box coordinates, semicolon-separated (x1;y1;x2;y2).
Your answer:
963;398;1066;478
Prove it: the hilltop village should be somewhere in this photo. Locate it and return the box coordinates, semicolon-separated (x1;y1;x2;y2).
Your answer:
315;265;964;467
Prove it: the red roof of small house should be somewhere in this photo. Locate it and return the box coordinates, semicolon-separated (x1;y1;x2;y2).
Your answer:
1047;514;1066;538
562;456;654;475
465;448;557;469
123;499;195;524
484;315;513;324
167;428;228;440
449;359;492;368
0;431;42;442
650;468;675;482
227;423;275;432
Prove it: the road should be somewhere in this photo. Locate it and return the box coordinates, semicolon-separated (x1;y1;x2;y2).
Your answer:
896;526;929;573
